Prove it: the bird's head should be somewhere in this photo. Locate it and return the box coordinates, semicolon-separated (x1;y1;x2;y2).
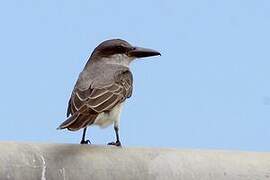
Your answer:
90;39;161;66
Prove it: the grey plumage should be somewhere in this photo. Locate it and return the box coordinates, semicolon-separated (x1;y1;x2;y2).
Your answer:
60;66;133;131
57;39;160;145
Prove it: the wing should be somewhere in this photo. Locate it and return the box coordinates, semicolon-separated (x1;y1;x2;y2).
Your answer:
58;69;133;131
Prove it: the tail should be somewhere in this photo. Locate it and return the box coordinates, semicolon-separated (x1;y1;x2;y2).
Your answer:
57;112;97;131
57;113;79;130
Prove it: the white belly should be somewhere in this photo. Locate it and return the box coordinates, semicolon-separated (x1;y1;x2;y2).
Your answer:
93;103;123;128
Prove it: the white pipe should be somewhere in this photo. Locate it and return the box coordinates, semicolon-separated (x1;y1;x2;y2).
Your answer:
0;142;269;180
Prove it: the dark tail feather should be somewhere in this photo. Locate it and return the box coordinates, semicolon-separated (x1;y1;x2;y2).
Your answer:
57;113;80;130
67;114;92;131
57;113;97;131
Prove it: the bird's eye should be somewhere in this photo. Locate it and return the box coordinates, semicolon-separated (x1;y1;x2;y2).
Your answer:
115;45;126;53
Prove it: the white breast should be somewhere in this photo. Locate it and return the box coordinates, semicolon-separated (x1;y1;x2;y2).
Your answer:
92;103;123;128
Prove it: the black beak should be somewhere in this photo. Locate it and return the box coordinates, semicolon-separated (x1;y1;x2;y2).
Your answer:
128;47;161;58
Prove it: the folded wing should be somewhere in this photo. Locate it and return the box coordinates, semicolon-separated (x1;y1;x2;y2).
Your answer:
58;69;133;131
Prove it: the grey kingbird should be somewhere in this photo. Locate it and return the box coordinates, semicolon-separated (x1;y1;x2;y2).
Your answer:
58;39;160;146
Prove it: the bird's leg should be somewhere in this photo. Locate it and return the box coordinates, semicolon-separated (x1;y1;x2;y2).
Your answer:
80;127;91;144
108;126;121;147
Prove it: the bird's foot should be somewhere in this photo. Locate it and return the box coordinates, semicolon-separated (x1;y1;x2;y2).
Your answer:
107;140;121;147
80;139;91;144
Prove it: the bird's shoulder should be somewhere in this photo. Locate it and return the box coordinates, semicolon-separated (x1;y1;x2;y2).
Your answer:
76;63;131;89
67;64;133;116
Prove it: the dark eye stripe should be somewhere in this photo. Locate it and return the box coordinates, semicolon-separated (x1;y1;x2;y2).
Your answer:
99;45;127;55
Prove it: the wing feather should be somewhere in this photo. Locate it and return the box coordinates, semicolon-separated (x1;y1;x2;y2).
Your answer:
58;69;133;131
88;91;114;107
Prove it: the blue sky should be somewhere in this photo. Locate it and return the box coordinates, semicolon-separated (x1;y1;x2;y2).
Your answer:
0;0;269;151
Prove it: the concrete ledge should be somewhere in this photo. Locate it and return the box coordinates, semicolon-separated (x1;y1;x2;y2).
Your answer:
0;142;269;180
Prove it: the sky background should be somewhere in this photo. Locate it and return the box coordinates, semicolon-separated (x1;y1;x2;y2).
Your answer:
0;0;269;151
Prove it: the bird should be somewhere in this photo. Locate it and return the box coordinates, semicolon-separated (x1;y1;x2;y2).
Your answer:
57;39;160;146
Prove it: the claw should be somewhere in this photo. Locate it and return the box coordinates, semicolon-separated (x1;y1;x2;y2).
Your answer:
107;141;122;147
80;139;91;144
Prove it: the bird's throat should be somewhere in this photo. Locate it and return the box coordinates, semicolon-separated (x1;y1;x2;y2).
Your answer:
102;54;134;67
